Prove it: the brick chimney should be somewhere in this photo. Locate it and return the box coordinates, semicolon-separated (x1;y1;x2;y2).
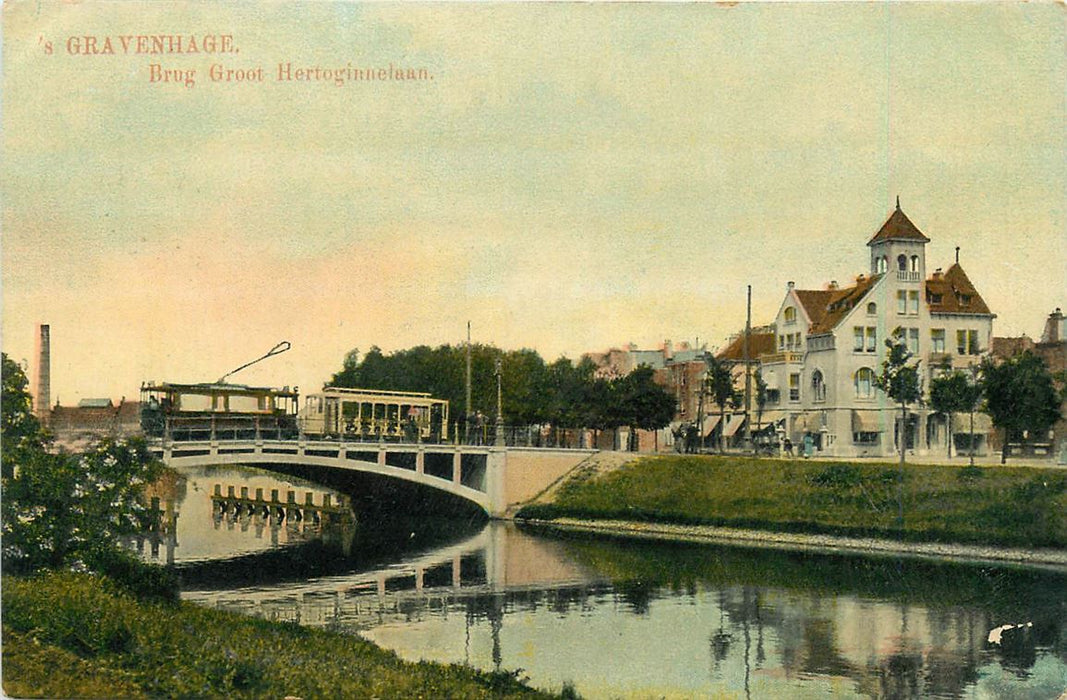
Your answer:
33;324;51;420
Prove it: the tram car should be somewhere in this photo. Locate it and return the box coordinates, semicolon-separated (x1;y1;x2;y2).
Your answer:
140;381;300;441
299;387;449;443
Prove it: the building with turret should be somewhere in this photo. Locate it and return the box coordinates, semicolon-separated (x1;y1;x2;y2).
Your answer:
757;201;996;457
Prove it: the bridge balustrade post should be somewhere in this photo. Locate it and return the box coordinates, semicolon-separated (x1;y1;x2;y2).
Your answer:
240;486;249;500
255;488;263;502
415;449;425;475
452;451;462;485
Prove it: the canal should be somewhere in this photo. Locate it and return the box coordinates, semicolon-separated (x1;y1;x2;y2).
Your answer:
139;464;1067;699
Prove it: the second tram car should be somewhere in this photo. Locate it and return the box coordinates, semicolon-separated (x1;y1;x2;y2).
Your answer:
300;387;449;443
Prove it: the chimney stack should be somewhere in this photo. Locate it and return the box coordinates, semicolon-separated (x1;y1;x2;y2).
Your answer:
33;324;51;419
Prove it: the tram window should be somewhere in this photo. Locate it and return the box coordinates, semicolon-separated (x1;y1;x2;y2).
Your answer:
228;395;261;413
179;395;213;412
342;402;359;420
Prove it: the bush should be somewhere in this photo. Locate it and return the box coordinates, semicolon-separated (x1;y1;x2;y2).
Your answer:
86;547;179;603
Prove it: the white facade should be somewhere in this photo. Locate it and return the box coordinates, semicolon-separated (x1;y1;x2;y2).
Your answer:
758;204;995;458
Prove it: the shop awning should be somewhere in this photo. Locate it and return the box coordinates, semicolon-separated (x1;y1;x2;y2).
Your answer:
700;414;722;437
761;372;779;391
756;410;786;427
793;412;823;433
951;412;992;433
851;410;884;433
722;416;746;437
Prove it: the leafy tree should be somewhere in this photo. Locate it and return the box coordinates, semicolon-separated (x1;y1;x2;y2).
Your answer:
2;353;49;478
1;355;164;573
2;438;164;572
753;368;768;433
980;351;1062;464
875;334;923;470
704;354;737;455
929;370;982;461
613;366;676;451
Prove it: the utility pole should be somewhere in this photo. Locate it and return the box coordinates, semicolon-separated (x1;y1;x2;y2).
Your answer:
495;357;504;447
465;321;472;444
743;285;753;452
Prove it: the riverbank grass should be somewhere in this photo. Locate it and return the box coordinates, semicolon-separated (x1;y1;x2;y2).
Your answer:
517;455;1066;549
2;571;553;699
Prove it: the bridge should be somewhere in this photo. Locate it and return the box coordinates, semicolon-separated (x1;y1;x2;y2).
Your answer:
149;439;596;518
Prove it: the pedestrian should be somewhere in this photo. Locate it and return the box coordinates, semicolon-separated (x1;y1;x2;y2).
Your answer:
784;437;793;458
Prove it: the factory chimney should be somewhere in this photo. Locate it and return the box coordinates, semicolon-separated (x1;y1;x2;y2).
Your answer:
33;324;51;420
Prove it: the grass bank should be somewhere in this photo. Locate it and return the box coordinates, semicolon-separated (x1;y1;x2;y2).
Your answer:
2;571;555;699
516;455;1067;549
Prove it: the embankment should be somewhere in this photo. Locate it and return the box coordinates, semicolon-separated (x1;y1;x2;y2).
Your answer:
514;454;1067;565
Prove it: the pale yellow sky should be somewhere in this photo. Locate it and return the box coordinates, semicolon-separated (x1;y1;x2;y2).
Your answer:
3;1;1064;403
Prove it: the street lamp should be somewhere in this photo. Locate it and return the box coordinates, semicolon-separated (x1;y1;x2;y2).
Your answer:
495;358;505;447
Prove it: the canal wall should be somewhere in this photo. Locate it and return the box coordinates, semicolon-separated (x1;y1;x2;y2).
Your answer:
499;447;597;512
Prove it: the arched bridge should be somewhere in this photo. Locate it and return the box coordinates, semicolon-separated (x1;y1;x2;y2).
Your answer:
149;439;595;517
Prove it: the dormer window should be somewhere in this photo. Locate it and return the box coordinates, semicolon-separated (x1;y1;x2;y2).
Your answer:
960;294;972;306
929;293;943;305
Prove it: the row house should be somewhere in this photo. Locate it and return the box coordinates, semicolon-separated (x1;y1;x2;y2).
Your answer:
757;201;996;458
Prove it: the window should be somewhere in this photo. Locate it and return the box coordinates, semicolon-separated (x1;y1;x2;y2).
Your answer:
778;335;785;351
960;294;972;306
897;254;908;271
784;307;796;324
811;370;826;402
867;302;877;315
957;329;980;355
897;290;907;314
789;373;800;402
929;293;943;305
931;329;946;353
908;291;919;315
865;327;877;353
879;256;888;273
853;431;880;445
907;328;919;354
853;327;864;352
910;255;919;272
786;334;794;351
855;368;876;399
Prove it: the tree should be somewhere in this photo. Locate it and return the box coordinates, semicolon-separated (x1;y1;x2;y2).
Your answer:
875;334;923;470
2;353;47;479
753;368;768;433
929;370;983;462
980;351;1062;464
612;366;676;451
1;355;165;572
704;354;737;455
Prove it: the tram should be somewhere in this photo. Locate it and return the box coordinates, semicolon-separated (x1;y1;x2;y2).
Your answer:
140;381;300;441
300;387;449;443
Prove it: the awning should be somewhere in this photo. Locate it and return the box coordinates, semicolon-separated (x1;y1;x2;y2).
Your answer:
761;372;779;391
851;410;884;433
756;410;786;427
723;416;746;437
700;414;722;437
792;412;822;433
951;412;992;433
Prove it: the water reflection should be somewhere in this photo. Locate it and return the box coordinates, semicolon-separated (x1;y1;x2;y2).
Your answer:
143;465;1066;699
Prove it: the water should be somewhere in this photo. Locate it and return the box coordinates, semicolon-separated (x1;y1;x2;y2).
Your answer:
142;465;1067;699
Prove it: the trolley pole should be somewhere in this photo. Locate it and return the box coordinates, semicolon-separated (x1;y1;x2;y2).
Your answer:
495;358;505;447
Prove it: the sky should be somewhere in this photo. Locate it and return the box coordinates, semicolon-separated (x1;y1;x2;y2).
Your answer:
3;1;1064;404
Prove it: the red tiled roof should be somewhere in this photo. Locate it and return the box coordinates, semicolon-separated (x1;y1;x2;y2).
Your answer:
925;264;992;316
716;331;776;361
793;290;834;328
802;275;882;336
867;205;930;245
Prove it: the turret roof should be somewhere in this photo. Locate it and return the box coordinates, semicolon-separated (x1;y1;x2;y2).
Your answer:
867;201;931;245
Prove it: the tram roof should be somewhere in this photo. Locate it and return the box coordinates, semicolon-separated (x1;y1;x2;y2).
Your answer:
316;386;440;400
141;381;299;397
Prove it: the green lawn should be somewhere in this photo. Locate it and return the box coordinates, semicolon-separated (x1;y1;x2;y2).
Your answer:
2;572;556;699
517;455;1067;549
